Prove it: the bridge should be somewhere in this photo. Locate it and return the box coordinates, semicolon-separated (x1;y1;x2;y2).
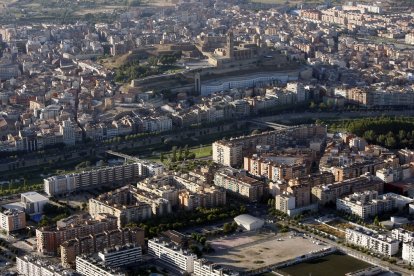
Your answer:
106;150;141;163
247;120;291;130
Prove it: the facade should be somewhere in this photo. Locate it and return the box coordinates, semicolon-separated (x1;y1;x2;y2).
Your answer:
98;244;142;267
16;255;74;276
311;174;384;206
88;185;155;227
148;238;196;273
60;227;144;268
76;255;125;276
244;154;310;181
21;191;48;215
214;169;264;202
336;191;394;219
212;141;243;167
403;242;414;265
44;161;163;196
36;214;118;255
213;125;327;167
346;227;399;256
392;228;414;243
193;259;238;276
0;209;26;232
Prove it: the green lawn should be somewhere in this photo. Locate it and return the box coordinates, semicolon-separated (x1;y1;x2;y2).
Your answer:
148;145;212;163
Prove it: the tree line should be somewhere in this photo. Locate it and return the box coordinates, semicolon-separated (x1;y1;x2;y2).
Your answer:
325;116;414;149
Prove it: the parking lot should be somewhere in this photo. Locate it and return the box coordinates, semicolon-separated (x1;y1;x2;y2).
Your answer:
205;231;329;271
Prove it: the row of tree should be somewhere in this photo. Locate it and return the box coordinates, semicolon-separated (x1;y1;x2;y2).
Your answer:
129;205;246;238
326;116;414;149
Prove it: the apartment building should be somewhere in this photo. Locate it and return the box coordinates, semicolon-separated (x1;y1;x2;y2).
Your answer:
0;209;26;233
392;228;414;243
403;242;414;265
331;160;388;182
193;258;238;276
311;174;384;206
36;214;118;255
212;141;243;167
212;125;327;167
98;244;142;267
88;186;154;227
346;226;399;256
44;160;164;196
76;255;126;276
244;154;310;181
17;255;74;276
60;227;144;268
148;238;196;273
138;173;226;210
214;169;264;202
336;191;394;219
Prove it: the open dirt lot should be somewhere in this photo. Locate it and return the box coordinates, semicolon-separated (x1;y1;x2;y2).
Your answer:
205;231;329;271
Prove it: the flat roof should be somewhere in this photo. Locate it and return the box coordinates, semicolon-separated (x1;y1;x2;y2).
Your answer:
21;191;48;202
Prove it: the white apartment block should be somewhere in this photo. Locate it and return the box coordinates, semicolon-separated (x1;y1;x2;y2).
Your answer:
44;160;163;196
403;242;414;265
193;259;237;276
336;191;394;220
17;255;70;276
148;238;196;273
98;245;142;267
346;227;399;256
76;255;125;276
392;228;414;243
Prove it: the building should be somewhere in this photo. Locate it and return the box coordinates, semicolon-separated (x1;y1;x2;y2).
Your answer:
234;214;264;231
311;174;384;206
214;169;264;202
244;153;311;182
0;209;26;233
60;227;144;268
346;226;399;256
392;228;414;243
36;214;118;255
212;125;327;167
212;141;243;167
21;192;48;215
148;238;196;273
76;255;126;276
98;244;142;267
44;160;163;196
88;186;155;227
16;255;76;276
403;242;414;265
336;191;394;219
193;259;238;276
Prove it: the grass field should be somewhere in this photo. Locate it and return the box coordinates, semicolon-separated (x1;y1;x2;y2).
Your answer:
148;145;212;162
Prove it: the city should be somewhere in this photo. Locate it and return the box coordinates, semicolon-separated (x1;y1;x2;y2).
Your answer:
0;0;413;275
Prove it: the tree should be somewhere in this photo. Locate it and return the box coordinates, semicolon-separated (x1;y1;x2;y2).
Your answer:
171;147;177;162
184;145;189;159
309;101;316;109
374;216;380;226
223;223;232;234
199;236;207;245
147;56;158;67
385;136;396;148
